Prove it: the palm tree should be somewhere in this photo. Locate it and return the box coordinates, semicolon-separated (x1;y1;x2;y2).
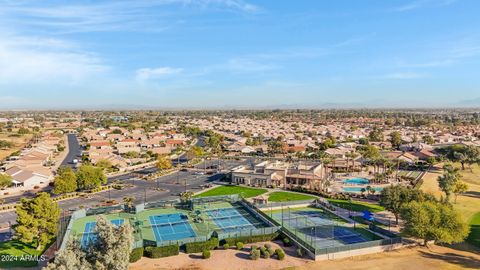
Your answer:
366;185;372;195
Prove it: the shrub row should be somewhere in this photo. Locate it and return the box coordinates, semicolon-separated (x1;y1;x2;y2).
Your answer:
202;250;211;259
144;244;179;258
185;238;219;253
53;193;79;201
129;247;144;263
275;248;285;260
221;233;279;246
0;204;17;211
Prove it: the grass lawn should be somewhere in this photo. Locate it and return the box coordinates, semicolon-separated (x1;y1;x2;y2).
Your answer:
467;212;480;248
193;185;267;198
0;240;46;268
421;163;480;248
327;199;385;213
267;191;317;202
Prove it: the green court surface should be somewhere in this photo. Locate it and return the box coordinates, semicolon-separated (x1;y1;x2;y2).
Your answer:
263;206;381;249
70;212;134;236
67;200;268;245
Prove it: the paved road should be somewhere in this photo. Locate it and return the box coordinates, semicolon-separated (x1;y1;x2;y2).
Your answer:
0;163;235;226
0;158;248;228
0;134;82;205
61;134;82;168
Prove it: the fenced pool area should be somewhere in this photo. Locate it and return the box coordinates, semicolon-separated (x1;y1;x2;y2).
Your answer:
342;186;384;193
342;178;370;185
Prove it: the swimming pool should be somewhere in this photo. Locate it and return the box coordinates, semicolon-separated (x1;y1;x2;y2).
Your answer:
342;186;384;193
343;178;369;185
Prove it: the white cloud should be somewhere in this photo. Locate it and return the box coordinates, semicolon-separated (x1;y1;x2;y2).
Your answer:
0;32;108;83
135;67;183;81
381;72;427;79
227;58;277;72
392;0;457;12
0;0;260;33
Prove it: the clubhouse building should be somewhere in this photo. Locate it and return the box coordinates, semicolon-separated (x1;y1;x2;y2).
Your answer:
230;160;324;189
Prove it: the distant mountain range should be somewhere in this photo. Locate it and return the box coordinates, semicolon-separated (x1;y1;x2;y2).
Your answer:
1;98;480;110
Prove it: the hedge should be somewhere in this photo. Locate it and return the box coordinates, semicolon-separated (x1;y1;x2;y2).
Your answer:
185;238;219;253
129;247;144;263
221;233;279;246
202;250;211;259
144;245;179;258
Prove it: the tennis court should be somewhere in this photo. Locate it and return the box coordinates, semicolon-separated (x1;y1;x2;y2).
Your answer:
149;213;196;242
81;219;124;248
205;207;266;233
270;207;369;249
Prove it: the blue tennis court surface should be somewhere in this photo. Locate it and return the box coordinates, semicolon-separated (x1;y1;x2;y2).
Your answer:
206;207;263;233
271;208;367;248
149;213;196;242
81;219;124;248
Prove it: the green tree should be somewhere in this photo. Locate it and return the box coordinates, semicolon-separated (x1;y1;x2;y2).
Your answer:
156;155;173;170
15;192;60;250
17;127;30;135
76;165;107;190
180;191;194;203
89;216;133;270
368;127;384;142
188;146;205;159
0;174;12;189
452;181;469;203
268;137;284;154
44;216;133;270
422;135;435;145
123;197;135;208
380;185;410;224
359;144;381;160
96;159;113;171
53;167;78;194
400;201;470;246
380;185;435;224
437;165;460;202
44;239;91;270
0;140;14;149
389;131;402;149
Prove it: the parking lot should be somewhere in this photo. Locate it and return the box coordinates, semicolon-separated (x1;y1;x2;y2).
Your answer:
0;158;249;229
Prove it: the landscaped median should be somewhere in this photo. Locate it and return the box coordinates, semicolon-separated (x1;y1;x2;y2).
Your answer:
193;185;268;198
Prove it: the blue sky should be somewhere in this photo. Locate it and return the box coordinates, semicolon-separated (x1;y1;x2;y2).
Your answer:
0;0;479;109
